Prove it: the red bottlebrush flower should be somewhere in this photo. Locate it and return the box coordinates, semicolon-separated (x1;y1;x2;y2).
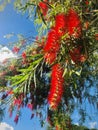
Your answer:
44;28;60;64
22;51;26;59
69;46;86;63
27;103;33;110
13;93;24;107
12;46;20;53
44;29;60;52
95;34;98;40
55;13;67;37
14;114;19;124
67;9;82;38
39;0;48;16
85;0;89;5
13;98;22;106
55;13;66;27
44;52;57;64
48;63;64;110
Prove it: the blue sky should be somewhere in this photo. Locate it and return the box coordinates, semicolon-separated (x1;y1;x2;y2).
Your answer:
0;2;37;45
0;2;98;130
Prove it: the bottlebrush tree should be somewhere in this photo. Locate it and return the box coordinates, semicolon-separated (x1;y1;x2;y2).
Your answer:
0;0;98;129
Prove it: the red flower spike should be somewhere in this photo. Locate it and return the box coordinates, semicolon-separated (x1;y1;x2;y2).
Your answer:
13;99;22;106
44;28;60;64
27;103;33;110
39;0;48;16
48;64;64;110
67;9;82;38
12;46;20;53
14;114;19;124
55;14;67;37
69;46;86;63
22;52;26;59
44;29;60;52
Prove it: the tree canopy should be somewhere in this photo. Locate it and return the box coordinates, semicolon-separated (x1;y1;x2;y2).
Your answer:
0;0;98;129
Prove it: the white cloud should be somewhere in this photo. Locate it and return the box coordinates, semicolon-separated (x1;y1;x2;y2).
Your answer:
89;122;97;129
0;122;14;130
0;46;17;63
74;122;79;126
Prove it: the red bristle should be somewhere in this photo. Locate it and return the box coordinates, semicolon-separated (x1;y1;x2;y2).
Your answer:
44;52;57;64
44;28;60;52
55;13;67;37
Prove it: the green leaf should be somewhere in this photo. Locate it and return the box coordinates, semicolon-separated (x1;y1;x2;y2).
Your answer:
11;75;28;87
